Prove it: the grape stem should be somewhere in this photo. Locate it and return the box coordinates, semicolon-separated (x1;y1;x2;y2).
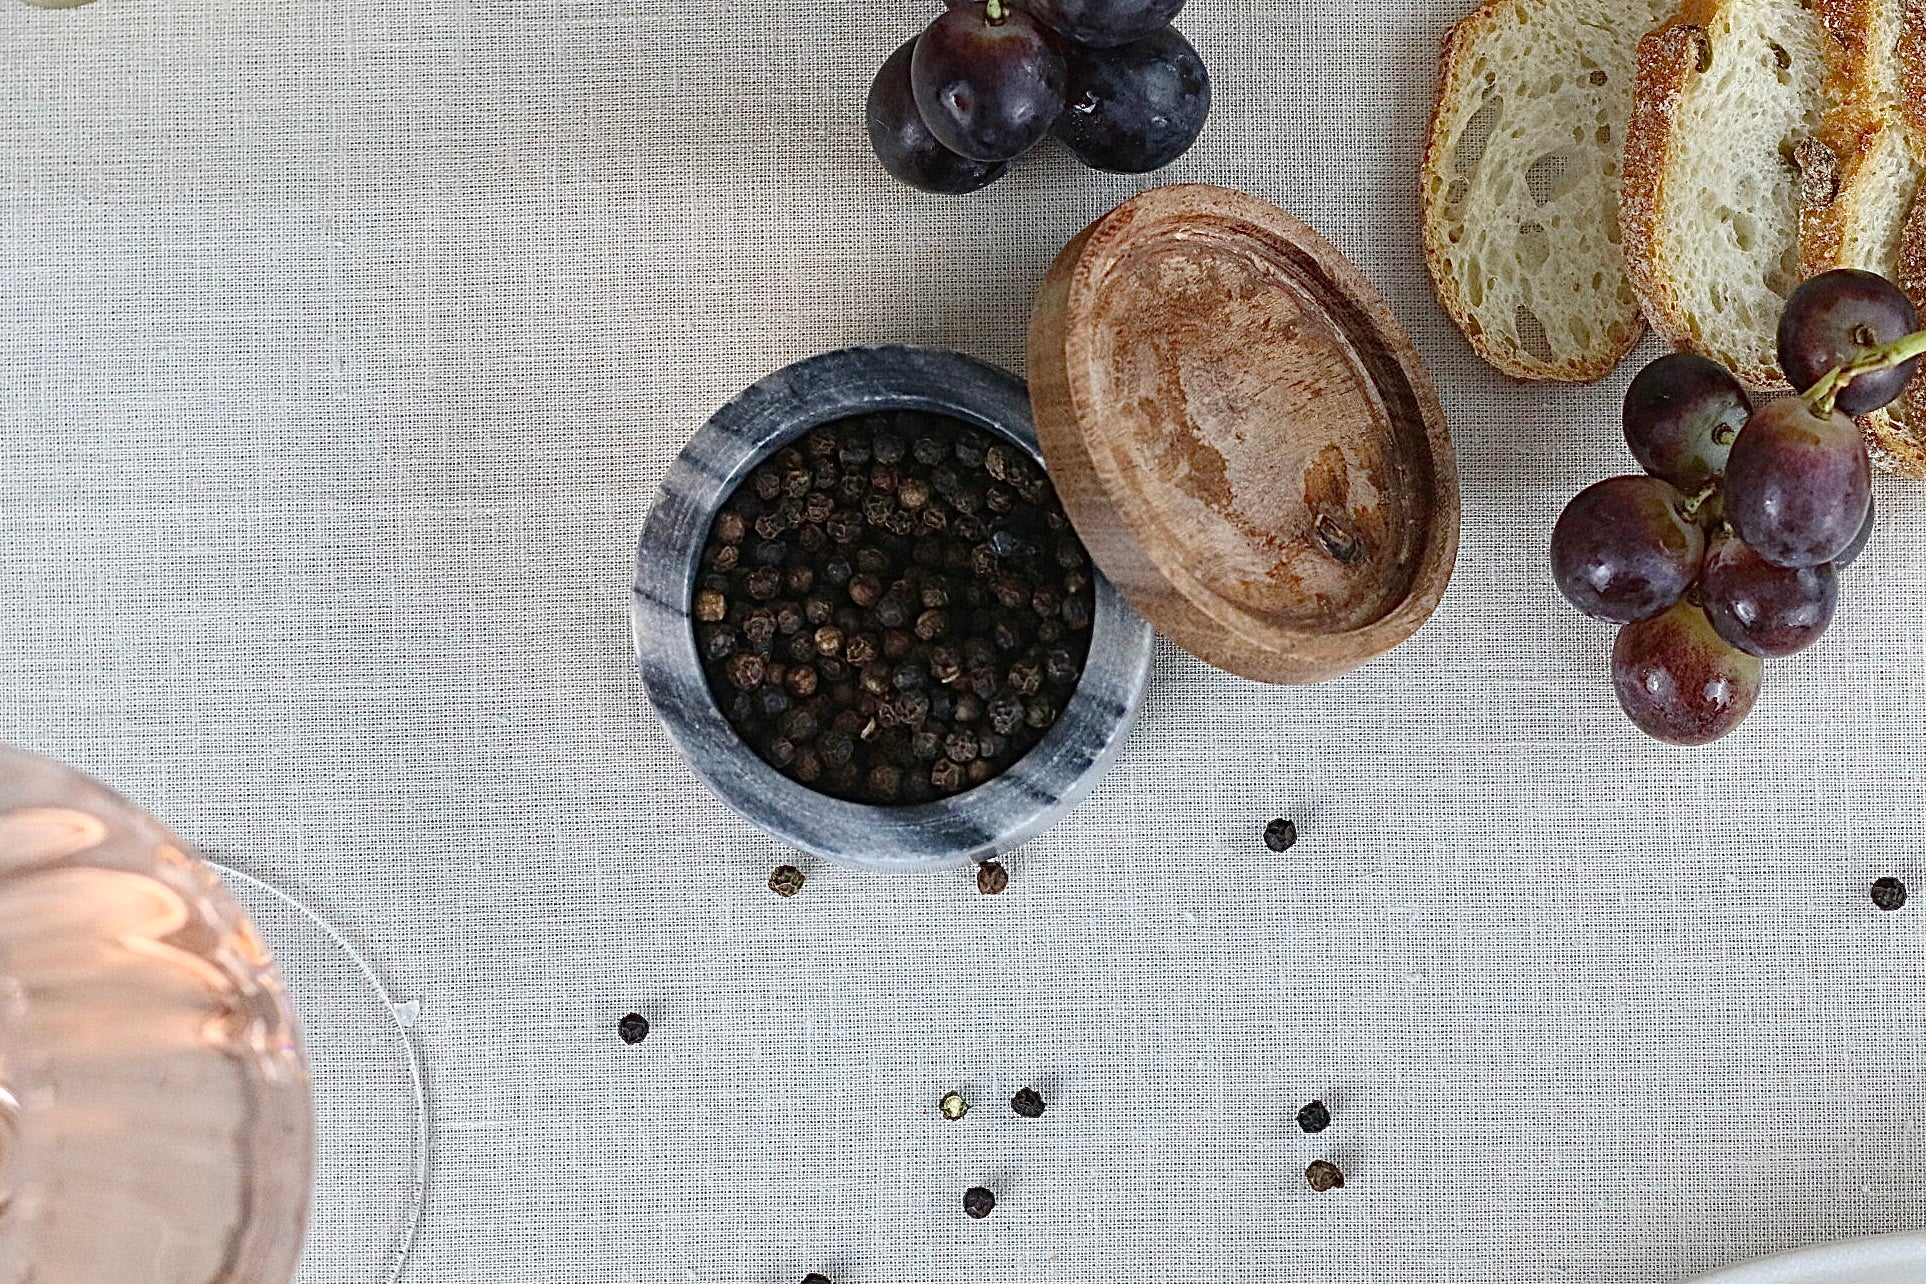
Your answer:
1803;327;1926;416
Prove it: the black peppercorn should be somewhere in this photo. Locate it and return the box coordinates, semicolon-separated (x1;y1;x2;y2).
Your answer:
962;1186;996;1219
700;625;736;662
1873;877;1908;911
768;864;805;897
818;731;854;768
725;653;766;690
715;511;747;544
779;707;818;743
848;574;882;607
793;747;823;783
1305;1160;1344;1192
743;610;777;649
746;567;782;601
931;759;964;792
867;764;902;802
1296;1100;1331;1134
1264;818;1299;853
617;1012;650;1045
977;859;1009;894
1011;1086;1045;1118
802;1275;832;1284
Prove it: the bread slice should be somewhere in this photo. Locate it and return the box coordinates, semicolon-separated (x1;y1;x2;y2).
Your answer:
1622;0;1830;388
1421;0;1673;381
1796;0;1926;474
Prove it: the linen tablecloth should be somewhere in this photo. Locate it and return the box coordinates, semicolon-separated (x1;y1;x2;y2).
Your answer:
3;2;1924;1280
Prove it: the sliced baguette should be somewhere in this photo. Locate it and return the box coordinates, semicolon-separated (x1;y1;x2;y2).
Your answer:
1622;0;1830;388
1421;0;1672;381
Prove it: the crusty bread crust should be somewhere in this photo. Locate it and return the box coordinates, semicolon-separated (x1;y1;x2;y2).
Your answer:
1420;0;1648;382
1899;0;1926;143
1872;0;1926;477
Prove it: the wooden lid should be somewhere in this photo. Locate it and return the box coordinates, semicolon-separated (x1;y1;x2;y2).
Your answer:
1028;184;1460;684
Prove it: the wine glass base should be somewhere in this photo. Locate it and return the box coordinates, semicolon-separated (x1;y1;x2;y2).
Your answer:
209;865;427;1284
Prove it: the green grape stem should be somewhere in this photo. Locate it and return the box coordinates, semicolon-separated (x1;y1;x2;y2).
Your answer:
1681;482;1719;519
1803;327;1926;416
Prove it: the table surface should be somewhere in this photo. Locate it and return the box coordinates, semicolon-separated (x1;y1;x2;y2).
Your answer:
4;2;1924;1282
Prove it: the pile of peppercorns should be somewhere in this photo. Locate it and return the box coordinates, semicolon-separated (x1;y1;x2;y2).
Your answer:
695;412;1095;805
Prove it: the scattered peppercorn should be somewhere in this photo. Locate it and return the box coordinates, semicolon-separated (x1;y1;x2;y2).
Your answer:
768;864;806;898
1872;876;1908;911
1011;1087;1046;1119
977;859;1010;895
940;1091;969;1120
1263;817;1299;853
963;1185;997;1219
616;1012;650;1045
696;414;1094;805
1305;1160;1344;1192
1296;1100;1331;1134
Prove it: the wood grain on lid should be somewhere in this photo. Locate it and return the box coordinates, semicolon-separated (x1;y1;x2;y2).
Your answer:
1029;184;1460;684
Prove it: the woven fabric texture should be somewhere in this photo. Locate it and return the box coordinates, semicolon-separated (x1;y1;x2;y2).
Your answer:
3;2;1924;1281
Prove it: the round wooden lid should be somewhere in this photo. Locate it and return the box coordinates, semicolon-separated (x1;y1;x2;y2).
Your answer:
1028;184;1460;684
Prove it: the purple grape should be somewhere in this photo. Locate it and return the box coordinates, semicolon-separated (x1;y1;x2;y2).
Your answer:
1551;475;1706;622
1052;26;1210;173
1026;0;1186;47
1698;533;1837;657
1612;602;1763;745
1724;398;1871;568
1836;495;1875;569
912;2;1067;163
868;37;1010;194
1622;352;1750;489
1777;269;1919;416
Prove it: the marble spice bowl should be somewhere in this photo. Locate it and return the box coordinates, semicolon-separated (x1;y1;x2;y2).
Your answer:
633;346;1155;873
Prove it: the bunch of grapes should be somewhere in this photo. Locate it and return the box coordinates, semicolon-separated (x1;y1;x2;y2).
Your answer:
1551;269;1925;745
865;0;1211;195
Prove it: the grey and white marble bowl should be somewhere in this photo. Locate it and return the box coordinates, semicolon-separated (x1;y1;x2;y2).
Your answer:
633;346;1154;873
